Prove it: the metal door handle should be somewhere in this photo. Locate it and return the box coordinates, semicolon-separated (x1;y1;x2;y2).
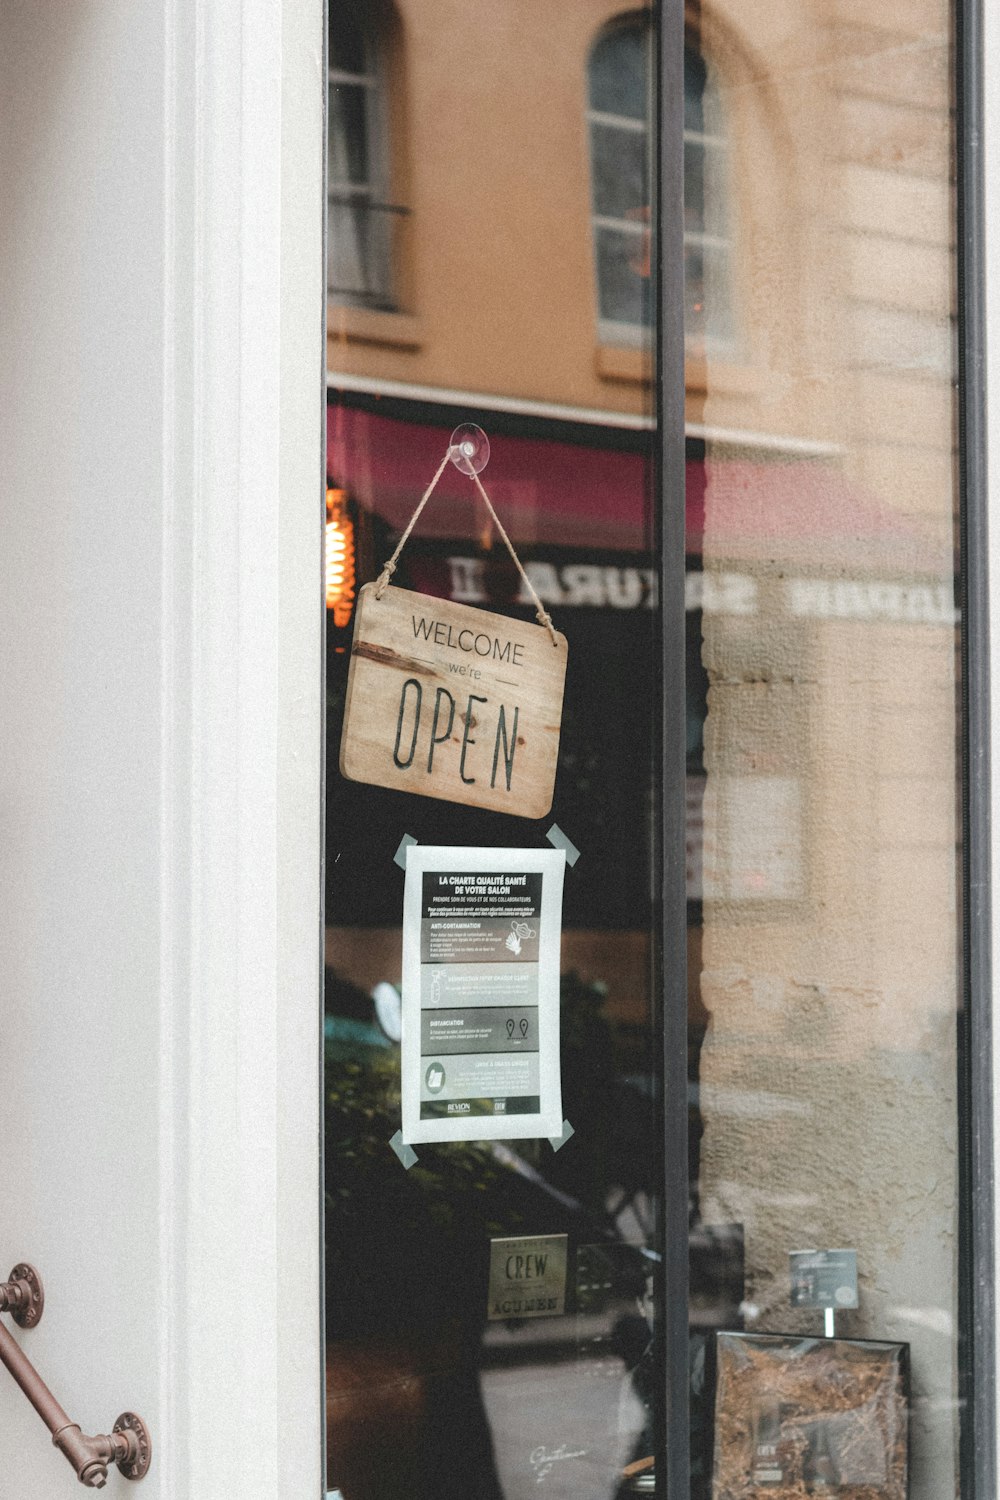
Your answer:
0;1263;44;1327
0;1264;152;1487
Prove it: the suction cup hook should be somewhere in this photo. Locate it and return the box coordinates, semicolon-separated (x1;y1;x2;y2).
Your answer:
449;423;490;476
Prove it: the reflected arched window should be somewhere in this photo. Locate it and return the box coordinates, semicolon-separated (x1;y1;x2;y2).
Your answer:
328;2;398;309
587;19;732;349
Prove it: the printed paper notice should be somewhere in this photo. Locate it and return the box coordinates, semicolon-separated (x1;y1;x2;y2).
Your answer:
401;845;565;1144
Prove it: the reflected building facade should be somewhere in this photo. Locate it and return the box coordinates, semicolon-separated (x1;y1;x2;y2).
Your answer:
325;1;965;1495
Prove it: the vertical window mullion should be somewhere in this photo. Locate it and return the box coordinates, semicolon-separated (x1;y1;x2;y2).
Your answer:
957;0;995;1489
658;0;692;1492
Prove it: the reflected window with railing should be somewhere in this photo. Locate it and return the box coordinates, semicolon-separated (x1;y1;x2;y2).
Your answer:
328;0;401;309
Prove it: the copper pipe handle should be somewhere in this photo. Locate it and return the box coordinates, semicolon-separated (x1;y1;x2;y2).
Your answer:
0;1264;44;1329
51;1415;152;1488
0;1264;152;1486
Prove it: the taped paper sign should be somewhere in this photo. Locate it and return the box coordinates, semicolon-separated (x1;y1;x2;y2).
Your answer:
401;844;565;1144
487;1234;568;1320
789;1249;859;1310
340;584;568;819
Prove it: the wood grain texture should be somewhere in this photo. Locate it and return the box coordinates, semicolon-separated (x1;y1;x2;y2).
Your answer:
340;584;568;818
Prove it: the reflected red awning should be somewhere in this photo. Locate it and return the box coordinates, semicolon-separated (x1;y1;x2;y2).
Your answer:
327;402;946;574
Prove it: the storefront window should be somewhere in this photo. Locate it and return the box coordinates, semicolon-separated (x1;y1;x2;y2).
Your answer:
326;0;661;1489
324;0;972;1495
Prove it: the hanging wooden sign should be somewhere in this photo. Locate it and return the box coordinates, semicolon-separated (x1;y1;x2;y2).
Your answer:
340;426;569;817
340;583;567;818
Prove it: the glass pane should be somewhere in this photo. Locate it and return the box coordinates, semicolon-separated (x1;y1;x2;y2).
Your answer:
684;139;706;232
684;48;706;136
327;26;396;311
592;39;725;350
328;198;393;306
591;122;648;222
326;4;659;1500
595;225;651;330
684;241;732;352
685;5;963;1500
330;4;368;76
329;83;371;186
588;23;648;120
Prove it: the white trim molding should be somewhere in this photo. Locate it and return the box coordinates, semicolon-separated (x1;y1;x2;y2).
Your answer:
163;2;324;1496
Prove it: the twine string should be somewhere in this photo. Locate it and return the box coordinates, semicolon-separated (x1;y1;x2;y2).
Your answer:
467;467;557;646
373;448;453;598
373;444;560;648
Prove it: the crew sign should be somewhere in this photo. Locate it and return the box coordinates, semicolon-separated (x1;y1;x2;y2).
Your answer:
340;583;568;819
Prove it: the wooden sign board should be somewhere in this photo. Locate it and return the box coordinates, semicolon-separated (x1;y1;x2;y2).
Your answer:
340;583;568;819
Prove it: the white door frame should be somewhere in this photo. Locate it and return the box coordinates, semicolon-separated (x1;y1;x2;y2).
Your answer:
0;3;324;1496
162;1;324;1493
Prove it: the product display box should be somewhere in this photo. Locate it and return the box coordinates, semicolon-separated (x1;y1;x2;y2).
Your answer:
711;1331;908;1498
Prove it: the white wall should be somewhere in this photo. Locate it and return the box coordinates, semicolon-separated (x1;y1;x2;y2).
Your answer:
0;3;323;1496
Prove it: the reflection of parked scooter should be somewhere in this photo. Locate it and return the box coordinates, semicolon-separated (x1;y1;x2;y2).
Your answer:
609;1277;656;1500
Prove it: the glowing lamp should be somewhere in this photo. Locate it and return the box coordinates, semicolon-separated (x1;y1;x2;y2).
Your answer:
325;486;356;626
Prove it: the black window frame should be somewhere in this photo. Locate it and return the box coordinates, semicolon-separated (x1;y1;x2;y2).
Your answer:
956;0;995;1493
